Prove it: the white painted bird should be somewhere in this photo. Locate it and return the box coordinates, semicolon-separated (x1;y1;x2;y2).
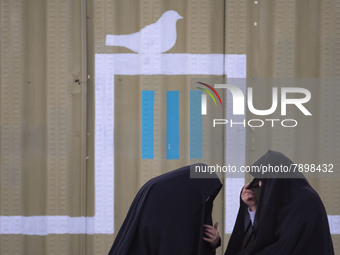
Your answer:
106;10;183;53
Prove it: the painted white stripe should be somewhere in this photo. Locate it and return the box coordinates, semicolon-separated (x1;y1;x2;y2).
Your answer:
1;214;338;235
0;216;95;235
94;54;115;234
94;53;246;77
225;178;245;233
328;215;340;234
224;77;247;234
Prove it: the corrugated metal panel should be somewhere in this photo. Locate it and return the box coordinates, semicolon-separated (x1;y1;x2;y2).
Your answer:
0;0;339;254
0;0;87;254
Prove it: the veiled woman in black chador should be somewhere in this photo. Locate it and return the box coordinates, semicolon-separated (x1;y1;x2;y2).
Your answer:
225;150;334;255
108;164;222;255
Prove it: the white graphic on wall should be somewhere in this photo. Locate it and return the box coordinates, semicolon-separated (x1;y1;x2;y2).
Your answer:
106;10;183;53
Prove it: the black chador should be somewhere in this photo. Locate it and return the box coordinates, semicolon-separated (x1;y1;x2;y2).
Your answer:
108;164;222;255
225;150;334;255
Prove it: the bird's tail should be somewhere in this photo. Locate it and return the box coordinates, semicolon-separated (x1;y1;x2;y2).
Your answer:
106;34;132;47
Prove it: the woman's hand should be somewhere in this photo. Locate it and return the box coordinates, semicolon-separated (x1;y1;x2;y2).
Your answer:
241;183;257;211
203;222;220;248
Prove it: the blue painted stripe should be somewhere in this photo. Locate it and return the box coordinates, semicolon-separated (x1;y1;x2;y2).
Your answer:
190;91;203;159
166;91;180;160
141;91;154;159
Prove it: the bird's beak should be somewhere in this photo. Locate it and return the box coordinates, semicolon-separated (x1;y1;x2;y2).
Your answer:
179;15;183;19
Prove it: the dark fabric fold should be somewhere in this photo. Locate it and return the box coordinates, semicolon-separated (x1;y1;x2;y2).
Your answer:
225;150;334;255
108;163;222;255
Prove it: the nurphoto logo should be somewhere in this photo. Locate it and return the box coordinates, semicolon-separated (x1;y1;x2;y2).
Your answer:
196;82;223;115
195;79;313;128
